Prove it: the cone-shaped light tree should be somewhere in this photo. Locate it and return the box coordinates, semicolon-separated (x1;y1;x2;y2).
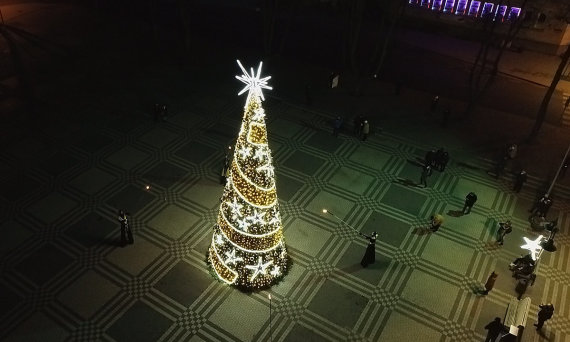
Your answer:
208;60;289;289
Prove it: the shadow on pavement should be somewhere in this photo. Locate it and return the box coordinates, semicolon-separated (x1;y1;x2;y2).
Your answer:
447;210;464;217
394;177;420;188
411;227;431;235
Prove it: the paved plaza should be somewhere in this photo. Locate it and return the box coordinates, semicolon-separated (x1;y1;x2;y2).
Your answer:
1;2;570;342
1;60;570;341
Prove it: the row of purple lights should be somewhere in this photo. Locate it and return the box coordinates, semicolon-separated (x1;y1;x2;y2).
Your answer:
409;0;521;21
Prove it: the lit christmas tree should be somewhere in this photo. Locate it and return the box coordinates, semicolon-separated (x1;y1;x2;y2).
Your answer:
208;60;289;289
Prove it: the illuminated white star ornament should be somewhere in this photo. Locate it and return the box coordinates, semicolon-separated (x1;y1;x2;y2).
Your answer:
227;197;243;217
245;256;274;281
252;108;266;121
224;249;243;265
215;234;224;245
520;235;544;260
257;162;274;177
238;146;252;159
235;60;272;102
253;147;266;161
270;265;281;277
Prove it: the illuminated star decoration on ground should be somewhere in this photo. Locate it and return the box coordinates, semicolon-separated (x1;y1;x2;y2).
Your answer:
520;235;544;260
235;60;272;103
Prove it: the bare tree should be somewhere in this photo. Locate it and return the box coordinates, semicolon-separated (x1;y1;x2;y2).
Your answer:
370;0;405;77
262;0;279;56
177;0;194;53
527;44;570;141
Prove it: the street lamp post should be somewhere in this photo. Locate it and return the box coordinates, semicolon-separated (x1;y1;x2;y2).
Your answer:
547;140;570;196
268;294;272;342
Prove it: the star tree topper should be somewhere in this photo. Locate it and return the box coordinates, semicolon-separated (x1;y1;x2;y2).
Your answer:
235;60;272;103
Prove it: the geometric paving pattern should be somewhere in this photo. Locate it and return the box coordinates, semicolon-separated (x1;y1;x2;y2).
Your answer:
2;47;570;342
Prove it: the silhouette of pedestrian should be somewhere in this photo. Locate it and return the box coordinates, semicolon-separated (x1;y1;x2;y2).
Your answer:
515;276;533;300
333;116;343;137
493;156;508;179
425;149;436;168
118;209;134;246
484;317;503;342
496;220;512;245
513;170;527;193
360;232;377;267
481;271;498;295
419;164;432;188
154;103;161;122
353;115;363;137
534;303;554;330
361;120;370;141
462;192;477;214
431;95;439;112
529;194;552;217
429;214;444;232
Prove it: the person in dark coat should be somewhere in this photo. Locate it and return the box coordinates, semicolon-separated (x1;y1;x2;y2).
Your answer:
484;317;503;342
425;149;436;167
419;164;432;188
434;148;444;170
529;194;552;217
360;231;377;267
431;95;439;112
332;116;343;137
515;274;535;300
534;303;554;330
481;271;498;295
497;220;513;245
439;150;449;171
462;192;477;214
118;209;134;246
361;120;370;141
513;170;527;193
354;115;364;137
430;214;444;232
493;156;508;179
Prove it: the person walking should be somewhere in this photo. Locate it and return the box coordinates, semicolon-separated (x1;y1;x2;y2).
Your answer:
361;120;370;141
429;214;444;232
493;156;508;179
431;95;439;112
484;317;503;342
529;194;551;217
513;170;527;193
332;116;343;137
481;271;498;295
496;220;513;245
419;164;432;188
534;303;554;330
354;115;364;137
118;209;134;246
425;149;436;168
360;231;377;268
462;192;477;214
